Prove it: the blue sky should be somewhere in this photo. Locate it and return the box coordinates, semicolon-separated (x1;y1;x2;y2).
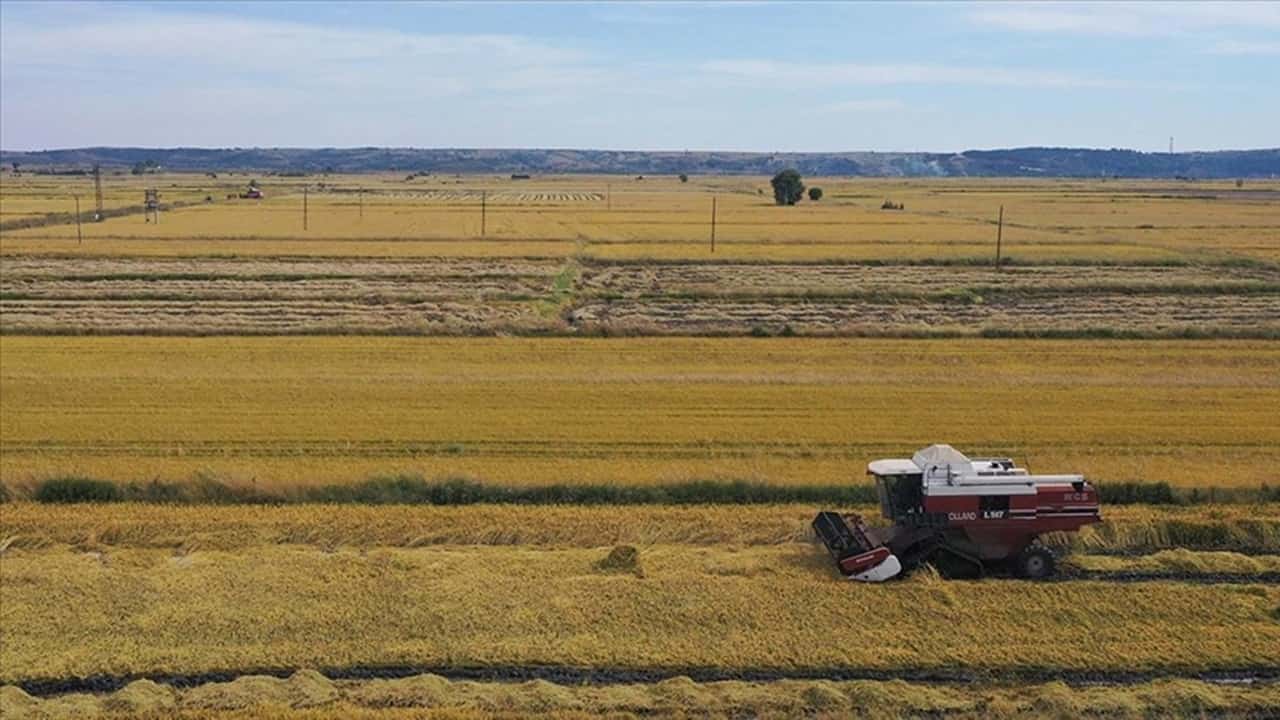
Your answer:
2;1;1276;152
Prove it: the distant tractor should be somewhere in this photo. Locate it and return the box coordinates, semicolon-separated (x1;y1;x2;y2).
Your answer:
813;445;1101;581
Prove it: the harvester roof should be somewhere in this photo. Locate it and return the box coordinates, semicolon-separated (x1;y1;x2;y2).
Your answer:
867;444;1083;490
868;444;971;476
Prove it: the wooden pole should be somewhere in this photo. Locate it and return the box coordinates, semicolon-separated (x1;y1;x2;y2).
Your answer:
74;195;82;244
303;187;309;231
710;196;717;253
480;190;487;237
606;183;611;211
995;205;1004;271
93;164;104;221
359;187;364;221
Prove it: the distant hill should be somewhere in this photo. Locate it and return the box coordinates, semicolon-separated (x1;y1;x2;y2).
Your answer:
2;146;1277;178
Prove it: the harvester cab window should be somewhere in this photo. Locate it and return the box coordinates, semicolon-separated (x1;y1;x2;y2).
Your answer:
875;473;923;519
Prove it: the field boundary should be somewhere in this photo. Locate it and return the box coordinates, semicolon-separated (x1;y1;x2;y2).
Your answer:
10;475;1280;506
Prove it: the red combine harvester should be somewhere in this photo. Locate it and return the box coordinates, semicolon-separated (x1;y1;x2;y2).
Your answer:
813;444;1101;581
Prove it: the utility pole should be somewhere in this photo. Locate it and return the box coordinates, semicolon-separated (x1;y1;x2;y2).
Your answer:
606;183;611;211
995;205;1004;271
710;196;717;253
480;189;487;237
303;187;309;231
358;187;364;221
74;195;83;244
92;164;104;221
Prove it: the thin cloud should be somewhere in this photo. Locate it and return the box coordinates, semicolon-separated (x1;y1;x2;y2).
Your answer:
1206;40;1280;56
1;11;594;96
700;59;1116;89
820;99;906;113
969;1;1280;37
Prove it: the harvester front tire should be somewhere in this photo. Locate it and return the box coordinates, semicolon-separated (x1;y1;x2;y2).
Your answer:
1016;546;1056;579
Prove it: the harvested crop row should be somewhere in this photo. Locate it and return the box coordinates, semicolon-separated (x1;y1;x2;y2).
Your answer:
0;257;563;279
7;672;1279;720
1;277;551;301
0;298;547;334
578;262;1280;298
569;293;1280;335
3;544;1277;684
5;292;1278;337
314;189;605;202
4;503;1278;554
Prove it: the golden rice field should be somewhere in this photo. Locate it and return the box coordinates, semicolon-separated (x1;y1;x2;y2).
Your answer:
3;516;1279;684
3;173;1277;263
1;337;1277;491
3;173;1276;338
5;502;1278;715
5;255;1276;336
7;674;1279;720
5;502;1278;554
3;173;1279;718
2;497;1272;719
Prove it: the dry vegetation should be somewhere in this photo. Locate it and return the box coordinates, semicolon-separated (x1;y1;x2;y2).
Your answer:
5;672;1280;719
6;256;1277;336
4;502;1277;714
3;540;1278;684
4;502;1278;554
2;337;1277;491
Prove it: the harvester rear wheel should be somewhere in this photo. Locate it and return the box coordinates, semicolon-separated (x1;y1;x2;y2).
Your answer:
1015;545;1056;579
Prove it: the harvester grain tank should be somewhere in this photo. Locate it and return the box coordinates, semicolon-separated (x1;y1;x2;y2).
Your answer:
813;444;1101;581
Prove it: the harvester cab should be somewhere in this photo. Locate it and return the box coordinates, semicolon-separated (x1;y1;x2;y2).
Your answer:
813;444;1101;581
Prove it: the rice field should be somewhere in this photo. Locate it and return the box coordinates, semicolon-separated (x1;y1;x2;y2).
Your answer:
4;543;1278;682
4;255;1278;336
2;337;1277;491
4;173;1276;337
7;673;1279;719
3;174;1278;264
3;172;1278;718
3;500;1279;720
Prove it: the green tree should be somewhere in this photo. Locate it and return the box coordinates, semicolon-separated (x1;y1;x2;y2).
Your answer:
770;169;804;206
679;173;688;183
808;187;823;202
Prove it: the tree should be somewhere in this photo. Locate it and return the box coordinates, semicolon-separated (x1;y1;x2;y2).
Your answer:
808;187;823;202
679;173;688;183
770;169;804;206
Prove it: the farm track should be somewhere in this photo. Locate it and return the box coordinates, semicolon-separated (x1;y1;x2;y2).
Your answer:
15;663;1280;698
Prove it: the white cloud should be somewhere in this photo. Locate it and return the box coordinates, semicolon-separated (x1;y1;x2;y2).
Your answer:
0;10;594;98
700;59;1115;88
970;1;1280;37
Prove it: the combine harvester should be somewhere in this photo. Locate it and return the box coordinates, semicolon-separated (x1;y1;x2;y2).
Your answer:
813;444;1101;581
